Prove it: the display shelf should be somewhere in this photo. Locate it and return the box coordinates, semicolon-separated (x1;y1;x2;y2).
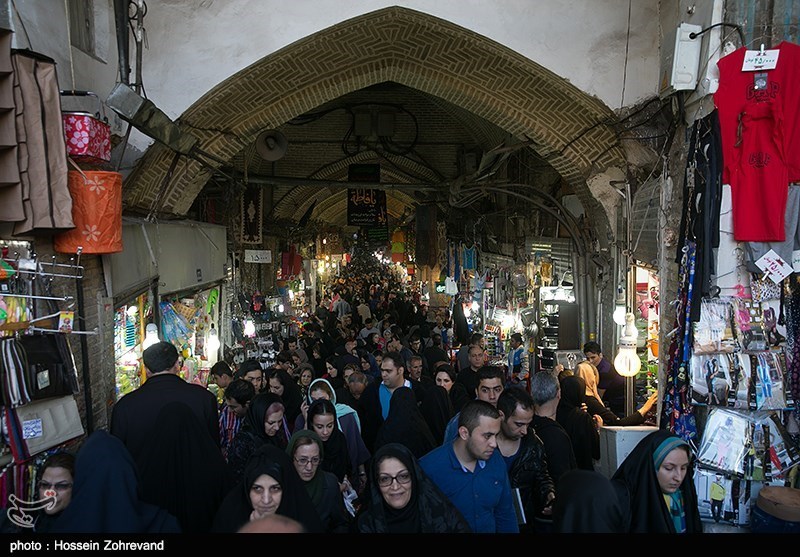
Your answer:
534;287;579;371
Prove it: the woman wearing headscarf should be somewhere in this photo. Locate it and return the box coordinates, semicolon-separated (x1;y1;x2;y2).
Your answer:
575;361;657;426
307;398;353;484
267;367;304;429
354;443;471;533
434;364;470;413
374;386;437;459
296;377;370;485
552;469;625;533
227;392;290;480
556;375;600;470
287;430;351;533
419;383;454;446
140;402;232;533
51;431;180;533
611;429;703;533
1;452;75;533
211;444;324;533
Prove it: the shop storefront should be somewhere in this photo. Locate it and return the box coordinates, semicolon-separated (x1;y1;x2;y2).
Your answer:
105;218;227;400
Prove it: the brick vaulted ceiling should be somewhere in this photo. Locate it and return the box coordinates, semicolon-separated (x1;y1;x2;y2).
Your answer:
122;6;625;240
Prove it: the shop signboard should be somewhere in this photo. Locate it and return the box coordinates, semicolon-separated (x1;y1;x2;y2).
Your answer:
347;188;387;227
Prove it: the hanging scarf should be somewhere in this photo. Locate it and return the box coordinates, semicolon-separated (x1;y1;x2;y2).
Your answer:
786;278;800;425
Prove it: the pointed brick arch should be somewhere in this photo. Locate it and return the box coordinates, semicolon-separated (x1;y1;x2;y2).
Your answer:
124;6;624;238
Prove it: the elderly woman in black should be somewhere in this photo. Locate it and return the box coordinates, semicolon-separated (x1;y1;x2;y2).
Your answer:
212;444;323;533
287;429;351;533
354;443;471;533
227;392;290;480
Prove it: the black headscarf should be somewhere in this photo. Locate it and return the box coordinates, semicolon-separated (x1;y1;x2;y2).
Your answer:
375;386;436;459
51;431;181;533
611;429;703;533
552;469;625;533
269;368;304;427
139;402;232;533
356;443;471;533
419;384;454;445
242;392;288;449
211;444;324;533
286;429;325;507
556;375;599;470
307;398;351;482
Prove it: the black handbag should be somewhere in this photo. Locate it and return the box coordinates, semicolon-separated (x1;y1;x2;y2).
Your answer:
18;333;80;400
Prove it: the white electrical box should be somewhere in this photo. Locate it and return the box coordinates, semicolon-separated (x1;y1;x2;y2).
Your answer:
597;425;658;477
659;23;703;97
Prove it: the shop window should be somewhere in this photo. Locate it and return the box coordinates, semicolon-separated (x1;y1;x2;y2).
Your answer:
67;0;95;57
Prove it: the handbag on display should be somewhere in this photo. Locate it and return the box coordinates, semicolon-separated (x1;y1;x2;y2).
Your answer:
5;394;84;460
750;273;782;302
17;333;80;400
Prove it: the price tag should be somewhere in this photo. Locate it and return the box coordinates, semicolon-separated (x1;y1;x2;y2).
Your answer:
244;249;272;264
755;249;794;283
742;49;779;71
22;418;43;440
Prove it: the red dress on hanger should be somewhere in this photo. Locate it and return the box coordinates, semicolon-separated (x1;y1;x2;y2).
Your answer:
714;42;800;242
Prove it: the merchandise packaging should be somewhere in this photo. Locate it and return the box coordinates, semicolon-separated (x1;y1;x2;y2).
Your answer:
690;353;734;406
757;412;800;480
724;353;757;411
697;408;751;475
694;467;765;527
693;298;737;354
732;298;767;352
749;352;789;410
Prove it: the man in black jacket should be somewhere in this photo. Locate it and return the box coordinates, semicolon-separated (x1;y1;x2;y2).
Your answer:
110;341;220;475
358;351;424;452
496;387;556;531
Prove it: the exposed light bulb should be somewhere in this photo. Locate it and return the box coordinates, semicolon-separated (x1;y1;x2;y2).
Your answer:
471;301;479;312
613;313;641;377
613;305;627;325
243;319;256;337
142;323;160;349
278;304;285;313
206;323;220;354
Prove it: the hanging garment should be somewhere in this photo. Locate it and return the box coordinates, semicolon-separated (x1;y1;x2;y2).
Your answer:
8;50;73;235
716;42;800;183
461;244;477;270
744;184;800;271
715;42;800;242
732;102;788;241
444;276;458;296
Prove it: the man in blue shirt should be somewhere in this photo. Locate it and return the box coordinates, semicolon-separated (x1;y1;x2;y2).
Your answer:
420;400;519;533
442;365;504;444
